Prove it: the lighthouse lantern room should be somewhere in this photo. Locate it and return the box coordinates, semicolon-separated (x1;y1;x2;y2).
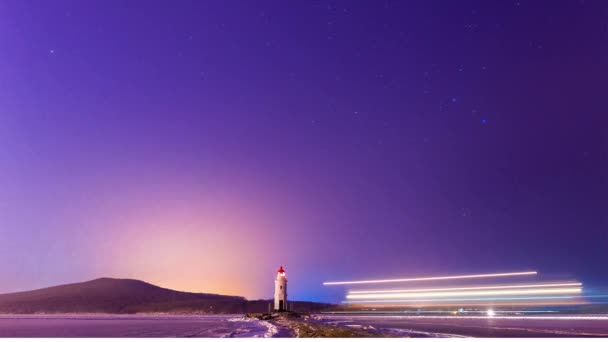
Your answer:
274;266;288;311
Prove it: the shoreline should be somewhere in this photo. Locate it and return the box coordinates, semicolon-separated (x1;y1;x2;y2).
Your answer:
246;312;401;338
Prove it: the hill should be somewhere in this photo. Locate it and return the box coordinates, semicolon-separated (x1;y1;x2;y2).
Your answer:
0;278;333;314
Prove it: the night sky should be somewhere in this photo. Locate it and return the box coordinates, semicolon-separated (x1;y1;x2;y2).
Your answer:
0;0;606;303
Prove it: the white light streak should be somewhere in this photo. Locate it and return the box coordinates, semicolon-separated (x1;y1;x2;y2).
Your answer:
346;287;581;299
343;295;577;304
349;282;582;294
320;314;608;321
324;271;537;286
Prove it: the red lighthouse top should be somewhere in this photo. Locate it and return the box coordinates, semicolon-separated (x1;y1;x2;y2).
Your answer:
277;266;285;274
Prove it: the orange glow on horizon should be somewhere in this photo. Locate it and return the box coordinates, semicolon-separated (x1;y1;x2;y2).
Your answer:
79;183;289;299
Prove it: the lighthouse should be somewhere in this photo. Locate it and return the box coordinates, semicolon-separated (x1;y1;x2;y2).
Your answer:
274;266;288;311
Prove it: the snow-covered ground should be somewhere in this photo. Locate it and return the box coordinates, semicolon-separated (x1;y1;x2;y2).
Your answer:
314;314;608;337
0;314;278;337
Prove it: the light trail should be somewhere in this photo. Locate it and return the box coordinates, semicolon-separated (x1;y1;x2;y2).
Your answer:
321;310;560;314
466;310;558;313
348;301;586;307
343;295;578;304
323;271;537;285
349;282;582;294
346;287;581;299
320;314;608;321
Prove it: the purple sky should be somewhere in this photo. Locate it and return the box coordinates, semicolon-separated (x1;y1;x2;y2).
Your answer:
0;0;607;302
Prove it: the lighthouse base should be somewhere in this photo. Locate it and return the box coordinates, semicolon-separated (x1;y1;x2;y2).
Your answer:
274;301;292;312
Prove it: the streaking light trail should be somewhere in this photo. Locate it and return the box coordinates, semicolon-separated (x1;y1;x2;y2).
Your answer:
323;271;537;285
346;287;581;299
349;282;582;294
321;310;560;314
460;315;608;321
320;314;608;321
343;295;578;304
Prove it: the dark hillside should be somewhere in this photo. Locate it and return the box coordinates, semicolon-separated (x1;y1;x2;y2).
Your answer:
0;278;246;314
0;278;335;314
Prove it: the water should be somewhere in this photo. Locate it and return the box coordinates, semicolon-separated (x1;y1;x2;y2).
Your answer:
315;314;608;337
0;314;275;337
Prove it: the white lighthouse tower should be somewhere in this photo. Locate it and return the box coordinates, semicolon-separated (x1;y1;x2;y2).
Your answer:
274;265;288;311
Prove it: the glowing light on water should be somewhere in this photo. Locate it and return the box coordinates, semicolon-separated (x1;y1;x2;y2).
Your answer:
323;271;537;285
